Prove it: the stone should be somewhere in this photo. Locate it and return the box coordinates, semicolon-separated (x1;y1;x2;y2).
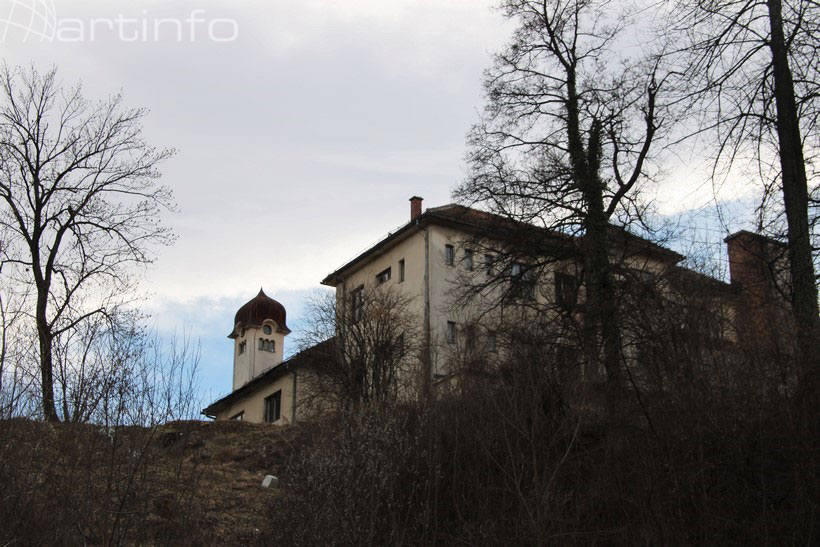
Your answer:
261;475;278;488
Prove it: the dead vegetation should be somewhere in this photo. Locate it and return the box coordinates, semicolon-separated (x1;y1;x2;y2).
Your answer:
0;418;301;545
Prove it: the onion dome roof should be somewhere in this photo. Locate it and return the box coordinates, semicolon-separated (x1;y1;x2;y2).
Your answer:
229;288;290;338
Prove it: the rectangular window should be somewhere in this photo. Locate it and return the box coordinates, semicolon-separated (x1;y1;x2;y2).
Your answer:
511;262;535;299
465;324;477;352
445;244;455;266
488;332;497;353
376;267;392;285
555;272;579;309
351;285;364;322
465;249;474;271
264;391;282;423
446;321;457;344
485;254;495;275
230;411;244;421
238;341;246;355
398;259;405;282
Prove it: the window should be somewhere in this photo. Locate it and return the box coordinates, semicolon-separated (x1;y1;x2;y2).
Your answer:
230;411;244;421
263;325;272;335
446;321;457;344
488;331;497;353
376;267;392;285
465;249;474;271
555;272;579;309
485;254;495;275
351;285;364;322
398;259;405;282
445;244;455;266
238;340;246;355
511;262;535;299
465;324;477;352
259;339;276;353
264;391;282;423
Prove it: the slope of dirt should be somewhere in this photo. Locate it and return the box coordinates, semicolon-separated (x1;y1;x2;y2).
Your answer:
0;418;302;545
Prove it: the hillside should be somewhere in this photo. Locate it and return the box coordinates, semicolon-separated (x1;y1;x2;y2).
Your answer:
0;419;299;545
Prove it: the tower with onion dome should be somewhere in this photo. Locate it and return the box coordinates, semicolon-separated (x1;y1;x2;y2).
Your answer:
228;289;291;390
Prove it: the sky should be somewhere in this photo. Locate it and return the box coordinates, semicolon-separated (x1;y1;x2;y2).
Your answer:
1;0;758;402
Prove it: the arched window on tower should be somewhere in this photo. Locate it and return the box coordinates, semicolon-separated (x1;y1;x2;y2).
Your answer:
258;339;276;353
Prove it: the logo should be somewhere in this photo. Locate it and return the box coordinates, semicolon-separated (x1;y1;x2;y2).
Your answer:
0;0;58;42
0;1;238;44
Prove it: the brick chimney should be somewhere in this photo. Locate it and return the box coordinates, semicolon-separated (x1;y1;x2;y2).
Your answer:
724;230;792;349
724;230;788;296
409;196;423;221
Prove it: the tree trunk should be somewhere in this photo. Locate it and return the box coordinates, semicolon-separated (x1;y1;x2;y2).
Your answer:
565;76;623;390
583;200;623;390
766;0;820;387
36;290;58;422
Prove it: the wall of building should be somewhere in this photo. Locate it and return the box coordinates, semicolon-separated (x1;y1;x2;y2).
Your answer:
232;321;287;391
217;371;296;425
333;229;428;395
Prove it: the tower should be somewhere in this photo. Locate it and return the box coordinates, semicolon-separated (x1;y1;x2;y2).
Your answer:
228;289;291;391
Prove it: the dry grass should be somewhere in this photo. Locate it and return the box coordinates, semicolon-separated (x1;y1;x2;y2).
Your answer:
0;418;301;545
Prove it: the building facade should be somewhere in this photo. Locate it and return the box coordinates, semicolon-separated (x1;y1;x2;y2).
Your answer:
203;197;787;423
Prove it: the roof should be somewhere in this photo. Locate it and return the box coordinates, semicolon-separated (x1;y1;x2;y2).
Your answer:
229;289;290;338
201;338;334;418
321;203;683;286
724;230;787;248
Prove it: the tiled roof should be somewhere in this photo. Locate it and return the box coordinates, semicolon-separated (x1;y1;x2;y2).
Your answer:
229;289;290;338
321;203;684;285
201;338;334;418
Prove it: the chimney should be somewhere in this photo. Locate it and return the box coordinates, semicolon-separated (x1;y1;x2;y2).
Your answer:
409;196;423;221
724;231;792;349
724;230;787;294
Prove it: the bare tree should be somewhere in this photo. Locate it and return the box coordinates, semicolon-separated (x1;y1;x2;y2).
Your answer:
455;0;666;389
298;286;422;412
667;0;819;384
0;65;175;421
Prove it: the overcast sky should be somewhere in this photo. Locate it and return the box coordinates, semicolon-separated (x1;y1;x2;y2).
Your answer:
2;0;754;401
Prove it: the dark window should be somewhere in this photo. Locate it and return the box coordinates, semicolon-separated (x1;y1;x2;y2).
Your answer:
485;254;495;275
258;338;265;350
488;332;497;353
264;391;282;423
351;285;364;322
465;324;477;352
398;259;405;282
555;272;579;309
511;262;535;299
446;321;457;344
376;267;392;285
445;244;455;266
230;411;244;421
263;324;272;335
238;341;246;355
465;249;474;271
